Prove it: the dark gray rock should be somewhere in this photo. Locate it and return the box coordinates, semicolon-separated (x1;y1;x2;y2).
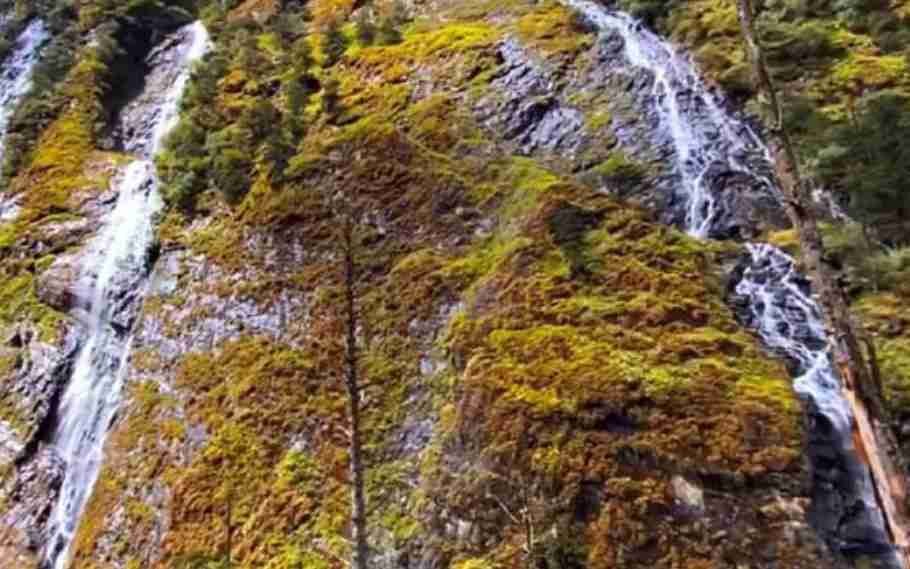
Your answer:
0;445;64;552
478;39;586;156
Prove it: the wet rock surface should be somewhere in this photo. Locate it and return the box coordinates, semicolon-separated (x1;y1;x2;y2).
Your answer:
478;23;789;239
806;402;901;567
479;39;586;156
112;23;204;156
580;27;788;237
0;2;892;568
78;230;316;565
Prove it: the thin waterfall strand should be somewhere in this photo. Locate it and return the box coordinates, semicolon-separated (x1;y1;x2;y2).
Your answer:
0;19;48;162
564;0;776;237
43;22;210;569
0;18;48;224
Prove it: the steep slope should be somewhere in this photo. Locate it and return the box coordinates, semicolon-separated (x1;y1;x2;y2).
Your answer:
0;1;907;569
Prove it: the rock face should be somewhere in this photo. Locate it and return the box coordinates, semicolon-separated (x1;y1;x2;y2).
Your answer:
0;325;76;454
112;22;209;156
474;19;788;240
574;19;788;239
479;39;586;156
0;447;64;551
0;19;49;163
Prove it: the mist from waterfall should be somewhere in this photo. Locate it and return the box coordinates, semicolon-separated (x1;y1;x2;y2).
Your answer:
42;21;210;569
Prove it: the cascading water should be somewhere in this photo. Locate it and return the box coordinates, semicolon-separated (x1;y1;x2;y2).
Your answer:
734;244;893;555
563;0;775;238
0;19;49;219
565;0;899;565
736;244;853;432
0;19;48;160
42;21;210;569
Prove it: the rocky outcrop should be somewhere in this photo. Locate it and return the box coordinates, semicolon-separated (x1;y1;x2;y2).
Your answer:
0;325;76;458
577;25;787;238
0;1;894;568
479;39;586;156
0;447;64;551
112;23;208;156
476;24;788;240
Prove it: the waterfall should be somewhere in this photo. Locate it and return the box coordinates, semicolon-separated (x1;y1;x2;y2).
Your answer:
564;0;899;564
735;244;853;432
0;19;49;219
0;19;48;161
563;1;774;238
42;21;210;569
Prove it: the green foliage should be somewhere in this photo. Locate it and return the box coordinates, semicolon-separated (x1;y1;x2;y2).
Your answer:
763;20;844;63
320;77;341;119
173;554;233;569
354;10;376;46
322;19;349;67
375;16;403;46
18;3;848;568
514;1;593;57
815;93;910;242
614;0;676;26
591;151;646;185
207;127;253;205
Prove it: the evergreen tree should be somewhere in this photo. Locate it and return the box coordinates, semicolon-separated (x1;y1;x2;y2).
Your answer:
817;93;910;243
236;31;267;72
284;74;312;140
207;127;252;205
263;131;294;184
323;19;349;67
239;98;281;142
321;78;341;120
377;0;407;45
355;11;376;46
291;36;314;72
376;18;402;45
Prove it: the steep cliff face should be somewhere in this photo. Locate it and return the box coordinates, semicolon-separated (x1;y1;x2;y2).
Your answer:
0;1;907;569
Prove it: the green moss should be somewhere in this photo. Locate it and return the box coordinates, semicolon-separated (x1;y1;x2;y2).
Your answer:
586;110;613;132
513;1;593;58
857;293;910;411
591;151;647;184
60;3;834;566
356;22;499;69
831;53;908;89
0;273;63;342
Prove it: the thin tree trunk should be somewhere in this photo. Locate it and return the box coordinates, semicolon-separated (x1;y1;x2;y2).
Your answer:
342;213;370;569
225;483;233;566
735;1;910;564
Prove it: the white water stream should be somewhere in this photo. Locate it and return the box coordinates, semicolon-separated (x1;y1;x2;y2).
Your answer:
0;19;48;160
564;1;774;238
0;19;48;218
43;21;210;569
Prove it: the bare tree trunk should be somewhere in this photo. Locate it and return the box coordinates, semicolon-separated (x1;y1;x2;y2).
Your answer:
735;1;910;564
341;212;370;569
224;483;233;567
